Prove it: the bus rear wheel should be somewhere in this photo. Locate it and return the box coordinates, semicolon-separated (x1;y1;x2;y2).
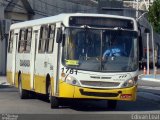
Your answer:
18;75;29;99
107;100;117;109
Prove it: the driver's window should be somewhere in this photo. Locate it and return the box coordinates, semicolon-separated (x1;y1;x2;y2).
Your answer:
75;31;85;58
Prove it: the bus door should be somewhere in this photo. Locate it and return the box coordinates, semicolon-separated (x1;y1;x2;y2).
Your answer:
30;29;38;90
43;24;55;89
34;26;47;93
53;23;62;96
12;31;19;85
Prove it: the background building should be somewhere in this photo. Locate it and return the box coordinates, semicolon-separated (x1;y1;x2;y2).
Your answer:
0;0;97;75
0;0;159;75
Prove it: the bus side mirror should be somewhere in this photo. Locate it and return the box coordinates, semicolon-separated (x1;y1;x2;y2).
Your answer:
56;28;62;43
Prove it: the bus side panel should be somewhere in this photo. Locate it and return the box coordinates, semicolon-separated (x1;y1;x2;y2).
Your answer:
59;80;75;98
21;73;31;90
51;77;54;96
30;29;39;91
6;71;12;85
44;54;55;94
7;46;13;85
34;75;46;94
7;31;18;85
6;44;12;85
33;30;55;94
15;72;19;88
16;52;32;91
34;54;46;94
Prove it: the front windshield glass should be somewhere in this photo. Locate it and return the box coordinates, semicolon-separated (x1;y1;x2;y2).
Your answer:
62;28;138;72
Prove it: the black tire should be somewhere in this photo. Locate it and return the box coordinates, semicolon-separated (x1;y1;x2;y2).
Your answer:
18;75;29;99
47;81;59;108
50;96;59;109
107;100;117;109
47;84;51;102
46;75;51;101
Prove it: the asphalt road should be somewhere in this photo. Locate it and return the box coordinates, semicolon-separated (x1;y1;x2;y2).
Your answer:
1;75;160;120
0;85;160;114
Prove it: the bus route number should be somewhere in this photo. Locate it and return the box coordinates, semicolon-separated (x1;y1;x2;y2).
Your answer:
61;68;78;75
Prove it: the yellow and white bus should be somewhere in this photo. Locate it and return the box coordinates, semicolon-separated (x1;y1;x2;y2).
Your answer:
7;13;139;109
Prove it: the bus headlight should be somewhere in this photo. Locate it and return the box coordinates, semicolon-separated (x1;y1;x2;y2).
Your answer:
123;79;135;87
65;76;80;86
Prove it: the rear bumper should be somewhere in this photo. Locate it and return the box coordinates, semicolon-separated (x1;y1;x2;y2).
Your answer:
59;82;137;101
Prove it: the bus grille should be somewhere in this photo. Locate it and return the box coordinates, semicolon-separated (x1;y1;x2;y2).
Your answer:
80;81;120;87
79;89;119;97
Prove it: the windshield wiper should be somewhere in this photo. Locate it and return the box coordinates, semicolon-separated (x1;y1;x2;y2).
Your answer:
113;27;124;30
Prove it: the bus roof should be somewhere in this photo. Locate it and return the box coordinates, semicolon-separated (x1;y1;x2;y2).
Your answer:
10;13;136;30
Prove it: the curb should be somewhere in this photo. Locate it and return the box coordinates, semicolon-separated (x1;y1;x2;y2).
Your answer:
0;81;10;85
0;82;10;86
0;77;9;86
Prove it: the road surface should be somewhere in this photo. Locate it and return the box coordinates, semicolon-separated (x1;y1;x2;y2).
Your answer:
0;76;160;120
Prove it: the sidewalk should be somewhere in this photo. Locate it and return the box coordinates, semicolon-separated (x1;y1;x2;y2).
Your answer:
138;74;160;87
0;76;9;85
138;74;160;102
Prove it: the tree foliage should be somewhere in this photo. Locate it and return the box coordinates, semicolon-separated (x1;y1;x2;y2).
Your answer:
148;0;160;33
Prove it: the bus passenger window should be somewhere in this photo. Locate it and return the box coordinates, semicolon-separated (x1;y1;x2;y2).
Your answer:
24;28;32;53
8;30;14;53
46;24;55;53
18;29;25;53
38;25;48;53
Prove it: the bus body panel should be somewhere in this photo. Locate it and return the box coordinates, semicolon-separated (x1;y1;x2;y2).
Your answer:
21;73;31;90
58;63;138;100
58;79;136;101
6;13;139;104
34;75;46;94
73;85;137;101
30;27;39;90
59;80;75;98
15;72;18;88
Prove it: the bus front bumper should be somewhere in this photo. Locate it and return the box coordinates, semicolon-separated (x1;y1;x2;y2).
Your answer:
59;82;137;101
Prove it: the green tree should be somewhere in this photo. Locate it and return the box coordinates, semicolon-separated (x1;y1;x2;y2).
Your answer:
148;0;160;33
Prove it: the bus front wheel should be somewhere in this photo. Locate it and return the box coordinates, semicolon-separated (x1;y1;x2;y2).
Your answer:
51;96;59;108
107;100;117;109
47;83;59;108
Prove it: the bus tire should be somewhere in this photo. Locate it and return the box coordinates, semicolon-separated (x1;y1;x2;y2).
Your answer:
47;83;51;102
18;75;29;99
46;75;51;101
107;100;117;109
51;96;59;109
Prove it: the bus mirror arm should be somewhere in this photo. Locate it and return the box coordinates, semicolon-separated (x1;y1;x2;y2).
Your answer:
62;34;65;47
139;36;142;41
56;28;63;43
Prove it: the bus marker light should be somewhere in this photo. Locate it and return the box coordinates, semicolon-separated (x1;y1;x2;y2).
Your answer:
61;72;66;77
120;94;132;99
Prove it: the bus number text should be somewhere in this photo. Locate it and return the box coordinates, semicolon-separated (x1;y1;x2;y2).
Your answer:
61;68;78;75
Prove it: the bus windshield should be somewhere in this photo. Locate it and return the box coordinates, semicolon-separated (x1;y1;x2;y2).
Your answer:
62;27;138;72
